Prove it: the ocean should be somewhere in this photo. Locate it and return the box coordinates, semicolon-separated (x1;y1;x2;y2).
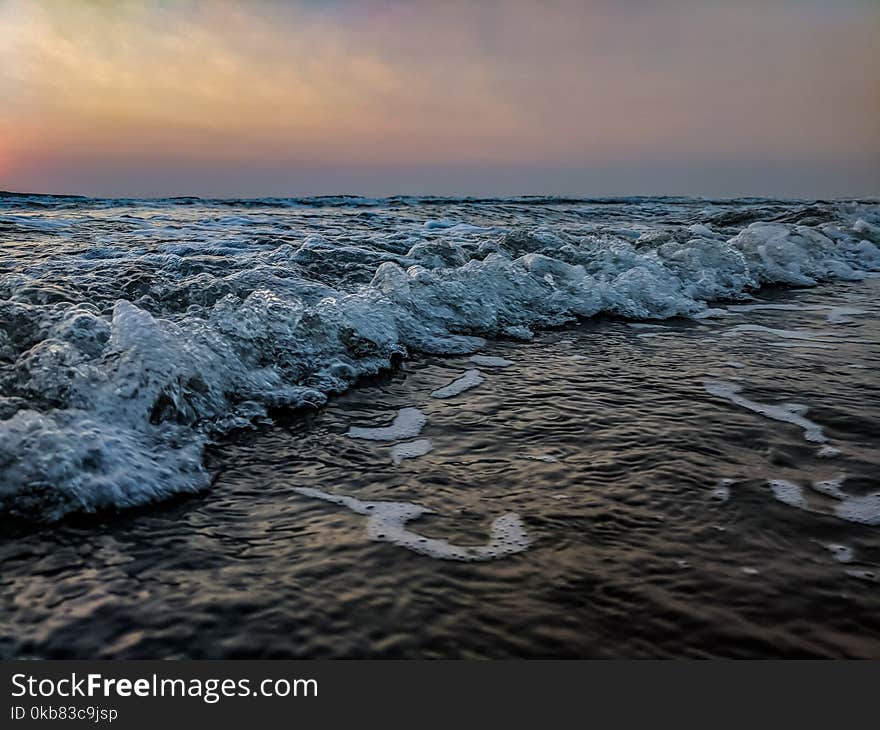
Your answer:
1;192;878;657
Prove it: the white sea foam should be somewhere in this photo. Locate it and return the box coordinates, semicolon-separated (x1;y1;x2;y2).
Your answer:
703;380;827;444
769;479;808;509
722;324;871;343
712;478;734;502
727;303;808;314
0;409;208;521
469;355;514;368
817;445;841;458
727;302;866;324
766;474;880;527
692;307;732;319
292;486;530;561
390;438;433;465
834;492;880;526
810;475;847;499
347;407;427;441
824;544;854;563
844;569;878;583
766;342;836;350
430;369;485;399
825;307;866;324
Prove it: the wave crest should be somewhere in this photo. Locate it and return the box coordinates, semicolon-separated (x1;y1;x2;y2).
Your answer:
1;200;878;520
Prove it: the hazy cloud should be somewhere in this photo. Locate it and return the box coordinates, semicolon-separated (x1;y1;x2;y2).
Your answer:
1;0;877;196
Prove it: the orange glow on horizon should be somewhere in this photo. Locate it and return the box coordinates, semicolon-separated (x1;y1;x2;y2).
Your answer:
1;1;878;196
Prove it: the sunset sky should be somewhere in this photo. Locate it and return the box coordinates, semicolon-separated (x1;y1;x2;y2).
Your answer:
1;0;877;198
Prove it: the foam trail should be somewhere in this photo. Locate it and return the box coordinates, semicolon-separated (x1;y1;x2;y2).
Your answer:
430;369;485;399
292;487;530;561
703;380;827;443
818;445;842;458
347;408;427;441
766;342;835;349
521;454;559;463
728;303;809;313
469;355;513;368
811;475;848;499
390;438;433;465
824;544;854;563
722;324;872;343
769;480;808;509
765;475;880;527
712;478;734;502
825;307;866;324
727;303;865;324
833;493;880;526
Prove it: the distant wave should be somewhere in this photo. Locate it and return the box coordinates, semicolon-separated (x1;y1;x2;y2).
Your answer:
4;190;860;210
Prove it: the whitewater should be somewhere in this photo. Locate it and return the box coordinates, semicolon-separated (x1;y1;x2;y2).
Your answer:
1;192;879;521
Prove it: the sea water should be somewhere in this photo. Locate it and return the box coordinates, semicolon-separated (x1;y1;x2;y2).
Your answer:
1;193;878;657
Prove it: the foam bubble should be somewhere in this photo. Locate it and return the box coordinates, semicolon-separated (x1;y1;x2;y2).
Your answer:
767;474;880;527
834;492;880;526
712;478;734;502
844;569;877;583
521;453;560;463
811;475;847;499
824;544;854;563
292;487;530;561
430;369;485;399
728;303;808;314
825;307;866;324
817;445;841;458
727;302;866;324
723;323;872;344
390;438;433;465
469;355;513;368
768;479;808;509
692;308;732;319
347;407;427;441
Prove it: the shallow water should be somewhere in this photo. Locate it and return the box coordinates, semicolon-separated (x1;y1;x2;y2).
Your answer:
1;280;878;657
1;195;879;657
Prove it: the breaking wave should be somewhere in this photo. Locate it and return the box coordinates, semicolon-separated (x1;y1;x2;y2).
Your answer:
1;194;878;520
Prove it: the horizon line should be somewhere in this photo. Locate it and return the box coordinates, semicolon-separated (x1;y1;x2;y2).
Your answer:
3;189;878;204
